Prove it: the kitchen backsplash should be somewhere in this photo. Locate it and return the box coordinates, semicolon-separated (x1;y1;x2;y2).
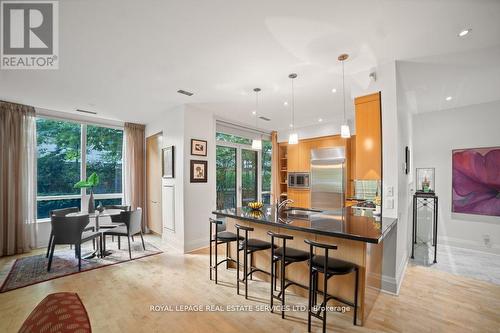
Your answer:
353;180;381;201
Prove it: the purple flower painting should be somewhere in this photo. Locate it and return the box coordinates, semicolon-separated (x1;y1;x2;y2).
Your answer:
452;147;500;217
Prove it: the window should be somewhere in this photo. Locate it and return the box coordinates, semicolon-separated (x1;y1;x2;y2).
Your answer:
261;140;272;204
36;118;123;219
216;131;272;208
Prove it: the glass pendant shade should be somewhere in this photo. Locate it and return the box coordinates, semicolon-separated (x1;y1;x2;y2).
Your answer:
288;133;298;144
252;138;262;150
340;124;351;138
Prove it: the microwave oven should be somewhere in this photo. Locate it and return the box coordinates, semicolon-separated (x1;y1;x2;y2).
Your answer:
288;172;310;188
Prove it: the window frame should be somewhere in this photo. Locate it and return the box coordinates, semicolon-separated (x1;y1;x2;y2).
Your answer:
36;116;124;221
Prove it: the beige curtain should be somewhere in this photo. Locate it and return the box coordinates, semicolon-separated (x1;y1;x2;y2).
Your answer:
0;101;37;256
124;122;146;230
271;131;280;204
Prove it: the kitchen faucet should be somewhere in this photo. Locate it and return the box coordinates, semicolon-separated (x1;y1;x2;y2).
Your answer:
277;199;294;214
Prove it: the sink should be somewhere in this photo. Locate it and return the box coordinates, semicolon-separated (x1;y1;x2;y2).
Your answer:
283;208;322;219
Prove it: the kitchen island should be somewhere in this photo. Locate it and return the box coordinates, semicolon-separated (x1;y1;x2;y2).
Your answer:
212;205;397;325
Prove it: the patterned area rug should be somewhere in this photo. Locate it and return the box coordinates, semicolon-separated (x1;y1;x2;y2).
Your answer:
0;240;162;293
18;292;91;333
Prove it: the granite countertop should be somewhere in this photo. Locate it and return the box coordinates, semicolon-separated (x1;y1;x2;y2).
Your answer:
212;205;397;244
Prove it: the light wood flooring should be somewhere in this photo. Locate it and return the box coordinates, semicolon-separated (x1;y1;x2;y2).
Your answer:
0;235;499;333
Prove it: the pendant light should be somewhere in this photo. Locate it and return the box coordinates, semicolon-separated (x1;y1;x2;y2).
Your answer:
338;54;351;138
288;73;298;144
251;88;262;150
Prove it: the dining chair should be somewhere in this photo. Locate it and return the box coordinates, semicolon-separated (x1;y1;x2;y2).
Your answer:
47;214;102;272
98;205;131;241
46;207;95;258
103;208;145;259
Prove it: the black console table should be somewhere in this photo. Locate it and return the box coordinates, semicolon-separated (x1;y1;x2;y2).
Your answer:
411;192;438;263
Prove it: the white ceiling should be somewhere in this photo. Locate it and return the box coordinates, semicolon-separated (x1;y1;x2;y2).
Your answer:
1;0;499;131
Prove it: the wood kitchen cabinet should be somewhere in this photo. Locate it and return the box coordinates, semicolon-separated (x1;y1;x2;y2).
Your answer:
288;188;310;208
287;143;299;172
354;92;382;180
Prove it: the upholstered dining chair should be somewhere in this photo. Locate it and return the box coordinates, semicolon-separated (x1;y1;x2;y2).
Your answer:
47;214;102;272
98;205;131;241
102;208;145;259
46;207;95;258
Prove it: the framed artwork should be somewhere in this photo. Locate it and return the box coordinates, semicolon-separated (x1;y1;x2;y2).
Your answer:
191;139;207;156
190;160;208;183
162;146;175;178
452;146;500;217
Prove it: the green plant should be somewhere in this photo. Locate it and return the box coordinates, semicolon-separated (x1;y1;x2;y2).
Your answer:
74;172;100;191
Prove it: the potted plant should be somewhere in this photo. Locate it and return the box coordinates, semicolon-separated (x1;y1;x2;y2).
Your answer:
74;172;100;213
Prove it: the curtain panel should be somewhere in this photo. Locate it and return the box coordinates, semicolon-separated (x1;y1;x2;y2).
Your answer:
123;122;147;231
0;101;37;256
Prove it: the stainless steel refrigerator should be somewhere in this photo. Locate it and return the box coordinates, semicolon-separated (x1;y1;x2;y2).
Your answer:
310;147;346;210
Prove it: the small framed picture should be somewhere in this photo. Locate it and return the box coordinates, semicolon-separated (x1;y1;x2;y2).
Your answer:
191;139;207;156
190;160;208;183
162;146;175;178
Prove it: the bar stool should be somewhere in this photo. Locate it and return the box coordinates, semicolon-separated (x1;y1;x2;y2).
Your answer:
268;231;309;319
209;218;242;284
235;224;274;299
305;239;359;333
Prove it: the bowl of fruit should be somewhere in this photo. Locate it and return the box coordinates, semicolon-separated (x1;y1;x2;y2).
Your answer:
248;201;264;211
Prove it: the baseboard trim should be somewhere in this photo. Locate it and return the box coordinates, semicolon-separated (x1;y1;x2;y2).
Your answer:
184;237;208;253
381;253;408;295
439;236;500;255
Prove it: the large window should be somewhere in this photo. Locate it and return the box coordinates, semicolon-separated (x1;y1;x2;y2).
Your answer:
216;131;272;208
36;118;123;219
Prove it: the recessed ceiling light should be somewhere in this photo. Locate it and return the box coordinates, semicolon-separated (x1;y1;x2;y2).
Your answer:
283;101;288;107
318;118;323;122
331;88;337;93
252;110;256;115
458;29;471;37
446;96;453;101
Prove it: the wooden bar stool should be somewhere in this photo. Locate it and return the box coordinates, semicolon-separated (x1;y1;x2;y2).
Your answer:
268;231;309;319
305;239;359;333
209;218;242;284
235;224;274;299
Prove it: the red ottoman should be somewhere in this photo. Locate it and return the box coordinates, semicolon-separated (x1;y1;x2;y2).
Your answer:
18;292;91;333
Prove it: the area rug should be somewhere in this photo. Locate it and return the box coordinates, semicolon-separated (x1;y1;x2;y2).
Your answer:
18;292;91;333
0;241;162;293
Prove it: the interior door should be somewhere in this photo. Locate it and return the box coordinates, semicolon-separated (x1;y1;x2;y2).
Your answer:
146;132;162;234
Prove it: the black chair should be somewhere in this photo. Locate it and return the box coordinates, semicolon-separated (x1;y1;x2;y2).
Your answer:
98;205;131;241
268;231;309;319
47;214;102;272
235;224;275;299
102;208;145;259
305;239;359;333
46;207;95;258
209;218;243;284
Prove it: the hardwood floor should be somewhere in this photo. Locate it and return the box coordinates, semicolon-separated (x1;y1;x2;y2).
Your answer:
0;236;499;333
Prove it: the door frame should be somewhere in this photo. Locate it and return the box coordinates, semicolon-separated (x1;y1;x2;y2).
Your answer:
216;140;262;206
146;131;163;235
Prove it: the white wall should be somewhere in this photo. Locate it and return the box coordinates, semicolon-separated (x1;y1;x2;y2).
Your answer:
146;105;186;252
413;100;500;254
146;104;217;253
182;105;217;252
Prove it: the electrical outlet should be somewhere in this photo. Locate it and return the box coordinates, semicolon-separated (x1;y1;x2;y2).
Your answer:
483;235;491;248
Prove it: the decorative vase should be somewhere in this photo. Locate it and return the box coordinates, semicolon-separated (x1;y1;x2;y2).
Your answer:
97;202;104;213
88;190;95;213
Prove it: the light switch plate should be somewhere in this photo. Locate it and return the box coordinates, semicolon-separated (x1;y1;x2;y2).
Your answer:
385;198;394;209
386;186;394;197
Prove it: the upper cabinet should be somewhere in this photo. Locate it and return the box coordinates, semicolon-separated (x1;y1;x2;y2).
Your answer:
354;92;382;180
287;143;299;172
